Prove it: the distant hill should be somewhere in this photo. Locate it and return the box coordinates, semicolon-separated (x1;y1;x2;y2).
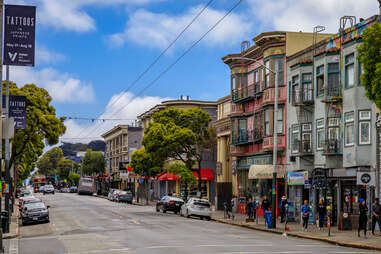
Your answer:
60;140;105;157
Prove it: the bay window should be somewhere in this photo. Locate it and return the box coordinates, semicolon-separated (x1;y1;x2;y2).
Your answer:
344;112;354;146
359;110;371;145
345;53;355;88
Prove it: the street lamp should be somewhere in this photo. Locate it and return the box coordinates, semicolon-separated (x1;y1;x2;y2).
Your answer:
230;56;278;229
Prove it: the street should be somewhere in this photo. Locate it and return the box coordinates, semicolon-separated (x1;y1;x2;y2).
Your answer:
5;193;376;254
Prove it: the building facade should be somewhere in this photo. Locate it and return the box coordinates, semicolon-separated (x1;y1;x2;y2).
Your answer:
102;125;143;191
223;31;331;215
212;95;233;210
138;97;218;202
286;15;378;228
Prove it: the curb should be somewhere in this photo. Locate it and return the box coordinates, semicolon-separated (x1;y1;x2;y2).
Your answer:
212;218;381;251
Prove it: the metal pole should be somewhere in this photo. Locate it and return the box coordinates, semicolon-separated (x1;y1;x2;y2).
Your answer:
4;65;9;233
272;64;279;229
0;0;3;251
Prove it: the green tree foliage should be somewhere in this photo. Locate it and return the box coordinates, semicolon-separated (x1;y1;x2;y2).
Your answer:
358;23;381;108
58;159;74;180
81;149;105;176
143;107;213;191
36;147;64;176
68;172;80;186
167;162;196;201
7;82;66;181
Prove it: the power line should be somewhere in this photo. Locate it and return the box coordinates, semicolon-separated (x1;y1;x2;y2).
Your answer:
66;116;136;122
77;0;244;139
73;0;215;140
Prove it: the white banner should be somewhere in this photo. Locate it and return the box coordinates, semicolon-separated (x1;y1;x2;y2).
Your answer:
357;172;376;186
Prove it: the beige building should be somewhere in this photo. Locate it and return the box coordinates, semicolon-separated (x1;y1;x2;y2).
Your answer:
102;125;143;190
212;95;233;209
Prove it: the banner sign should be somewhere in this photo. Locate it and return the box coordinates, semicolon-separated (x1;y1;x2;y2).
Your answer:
2;183;9;194
357;171;376;186
287;171;308;186
2;95;27;129
4;5;36;66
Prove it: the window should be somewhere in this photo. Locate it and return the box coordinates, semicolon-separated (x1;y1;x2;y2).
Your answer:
302;73;313;102
232;76;236;90
316;119;324;150
239;119;247;133
345;53;355;88
291;124;299;153
344;112;355;146
265;109;270;136
292;75;299;104
277;107;283;134
301;123;312;153
316;65;325;97
328;63;340;96
359;110;371;145
265;60;270;88
276;58;284;86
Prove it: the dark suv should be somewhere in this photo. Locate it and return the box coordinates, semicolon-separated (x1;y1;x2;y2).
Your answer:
156;196;184;214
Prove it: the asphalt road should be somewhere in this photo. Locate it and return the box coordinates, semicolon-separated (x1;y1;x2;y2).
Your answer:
5;193;377;254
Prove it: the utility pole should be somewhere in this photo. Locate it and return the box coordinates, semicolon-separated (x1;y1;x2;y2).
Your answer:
4;65;10;234
0;0;4;250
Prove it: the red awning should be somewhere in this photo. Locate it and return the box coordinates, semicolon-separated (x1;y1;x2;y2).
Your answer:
158;173;180;181
192;169;214;181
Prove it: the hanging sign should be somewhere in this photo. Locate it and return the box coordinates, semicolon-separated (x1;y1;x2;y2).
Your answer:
357;172;376;186
2;94;27;130
2;183;9;194
4;5;36;66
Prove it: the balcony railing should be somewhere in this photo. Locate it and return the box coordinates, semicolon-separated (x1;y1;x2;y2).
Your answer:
232;129;263;146
292;88;314;106
263;135;286;150
323;139;342;155
262;86;286;105
326;85;342;97
293;140;313;154
232;85;255;102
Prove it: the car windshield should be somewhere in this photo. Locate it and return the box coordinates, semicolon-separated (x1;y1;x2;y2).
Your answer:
25;199;41;204
25;202;46;210
46;185;54;189
193;199;210;207
169;197;183;202
119;191;129;195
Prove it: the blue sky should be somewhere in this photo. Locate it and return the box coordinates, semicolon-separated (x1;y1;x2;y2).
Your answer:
6;0;377;142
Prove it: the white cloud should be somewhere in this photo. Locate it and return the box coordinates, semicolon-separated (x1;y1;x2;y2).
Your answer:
36;46;67;65
10;67;94;103
107;6;252;49
61;92;171;143
247;0;378;33
15;0;165;33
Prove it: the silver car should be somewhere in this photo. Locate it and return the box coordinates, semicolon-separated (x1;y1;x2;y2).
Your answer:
180;198;211;220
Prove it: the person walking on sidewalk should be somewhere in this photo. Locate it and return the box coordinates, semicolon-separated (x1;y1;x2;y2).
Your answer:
280;196;288;223
252;197;257;220
301;200;311;231
247;198;253;219
262;196;270;217
372;198;381;235
359;198;368;238
317;199;326;230
231;196;237;220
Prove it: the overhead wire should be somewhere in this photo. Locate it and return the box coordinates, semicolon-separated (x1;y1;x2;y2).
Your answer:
72;0;215;140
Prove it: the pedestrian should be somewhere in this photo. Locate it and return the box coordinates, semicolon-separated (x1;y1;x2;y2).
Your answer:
252;197;257;220
317;199;326;230
231;195;237;220
262;196;270;216
280;196;288;223
358;198;368;238
246;198;253;219
372;198;381;235
301;200;311;231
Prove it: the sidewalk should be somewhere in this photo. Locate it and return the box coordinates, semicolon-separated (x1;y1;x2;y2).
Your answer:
3;200;19;240
212;210;381;251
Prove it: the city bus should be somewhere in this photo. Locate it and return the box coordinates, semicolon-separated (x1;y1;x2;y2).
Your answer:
78;176;96;195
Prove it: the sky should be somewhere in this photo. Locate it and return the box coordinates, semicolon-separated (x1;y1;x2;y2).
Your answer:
4;0;379;144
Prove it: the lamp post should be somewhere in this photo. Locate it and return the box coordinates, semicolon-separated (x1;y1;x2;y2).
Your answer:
230;56;278;229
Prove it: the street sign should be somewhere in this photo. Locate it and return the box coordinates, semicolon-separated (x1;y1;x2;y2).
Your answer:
311;168;328;189
2;95;27;129
4;5;36;66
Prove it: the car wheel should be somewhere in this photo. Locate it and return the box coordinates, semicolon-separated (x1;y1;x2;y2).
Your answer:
174;210;178;214
180;209;183;217
156;206;159;212
162;206;166;213
206;216;211;221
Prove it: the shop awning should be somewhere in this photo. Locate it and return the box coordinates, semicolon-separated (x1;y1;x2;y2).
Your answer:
193;169;214;181
158;173;180;181
248;165;285;179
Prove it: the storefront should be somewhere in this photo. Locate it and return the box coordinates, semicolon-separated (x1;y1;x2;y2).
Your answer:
287;171;308;222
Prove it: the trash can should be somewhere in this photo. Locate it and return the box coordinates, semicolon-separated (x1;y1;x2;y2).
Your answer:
1;210;9;233
265;211;272;228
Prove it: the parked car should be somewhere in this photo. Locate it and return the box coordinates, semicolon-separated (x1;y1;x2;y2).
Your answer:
19;197;41;211
109;189;122;202
19;190;33;198
70;186;78;193
43;185;55;195
116;191;133;204
39;185;45;193
60;188;70;193
156;196;184;214
180;198;211;220
21;201;50;226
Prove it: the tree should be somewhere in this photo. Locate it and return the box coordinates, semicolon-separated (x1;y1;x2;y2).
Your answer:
7;82;66;181
358;22;381;109
143;107;213;192
81;149;105;176
68;172;80;186
36;148;64;176
58;159;75;180
130;148;162;204
167;162;196;201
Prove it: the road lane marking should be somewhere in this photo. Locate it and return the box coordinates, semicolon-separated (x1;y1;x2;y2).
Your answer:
147;245;180;249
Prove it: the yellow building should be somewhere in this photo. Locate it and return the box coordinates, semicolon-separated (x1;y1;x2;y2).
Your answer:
212;95;233;210
138;97;217;201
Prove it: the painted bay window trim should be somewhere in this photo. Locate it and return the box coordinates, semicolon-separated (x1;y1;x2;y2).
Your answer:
344;111;355;147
